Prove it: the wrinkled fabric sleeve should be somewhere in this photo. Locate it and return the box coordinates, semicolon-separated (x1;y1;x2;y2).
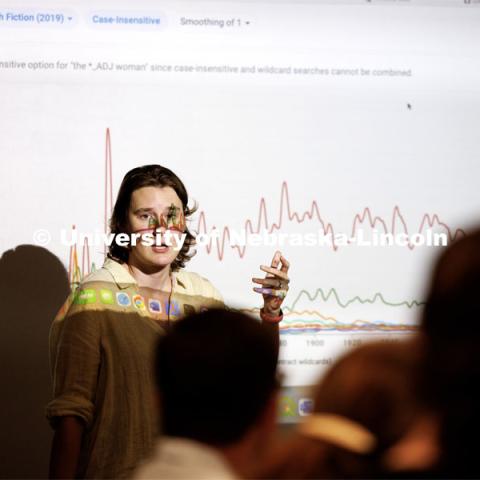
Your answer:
209;283;225;307
46;309;101;429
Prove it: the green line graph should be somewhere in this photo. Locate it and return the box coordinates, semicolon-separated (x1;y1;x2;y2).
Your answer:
284;287;424;312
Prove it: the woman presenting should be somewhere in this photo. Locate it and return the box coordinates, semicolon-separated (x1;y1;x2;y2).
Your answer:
47;164;290;479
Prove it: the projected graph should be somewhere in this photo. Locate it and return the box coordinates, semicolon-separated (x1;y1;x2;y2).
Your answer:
66;128;465;288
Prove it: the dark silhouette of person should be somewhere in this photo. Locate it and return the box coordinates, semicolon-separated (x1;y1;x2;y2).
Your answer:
420;228;480;478
0;245;70;479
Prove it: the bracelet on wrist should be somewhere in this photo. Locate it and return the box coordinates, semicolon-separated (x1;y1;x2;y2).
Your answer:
260;308;283;324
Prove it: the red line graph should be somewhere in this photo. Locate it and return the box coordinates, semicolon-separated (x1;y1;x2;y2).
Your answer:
67;128;466;280
197;180;465;259
104;128;113;256
351;206;463;249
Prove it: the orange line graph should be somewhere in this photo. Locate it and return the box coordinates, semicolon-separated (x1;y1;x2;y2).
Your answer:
239;307;417;333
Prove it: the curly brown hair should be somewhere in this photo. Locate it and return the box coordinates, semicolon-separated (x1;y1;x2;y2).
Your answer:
108;164;197;271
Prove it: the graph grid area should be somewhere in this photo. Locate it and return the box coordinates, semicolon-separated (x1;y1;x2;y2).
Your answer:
2;1;480;398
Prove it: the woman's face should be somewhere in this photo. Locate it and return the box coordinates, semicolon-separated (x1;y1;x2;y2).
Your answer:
127;185;185;271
